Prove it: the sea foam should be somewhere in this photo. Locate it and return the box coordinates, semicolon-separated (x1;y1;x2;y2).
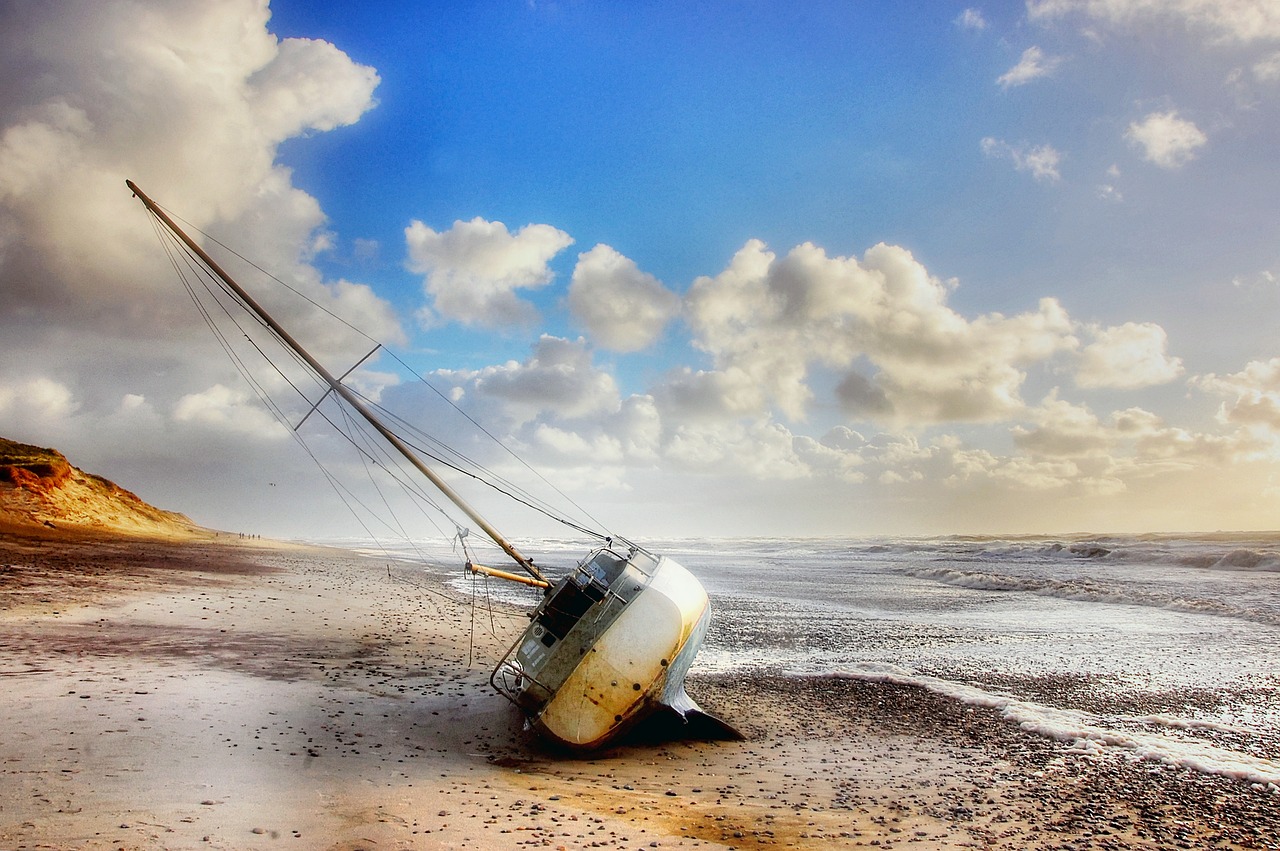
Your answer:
829;665;1280;789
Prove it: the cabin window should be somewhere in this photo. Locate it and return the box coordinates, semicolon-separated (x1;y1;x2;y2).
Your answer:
536;577;605;642
584;549;627;585
533;548;631;645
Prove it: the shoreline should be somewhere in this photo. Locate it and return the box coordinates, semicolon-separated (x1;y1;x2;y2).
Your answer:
2;530;1277;849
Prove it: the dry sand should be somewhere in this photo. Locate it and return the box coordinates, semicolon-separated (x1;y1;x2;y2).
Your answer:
1;527;1276;850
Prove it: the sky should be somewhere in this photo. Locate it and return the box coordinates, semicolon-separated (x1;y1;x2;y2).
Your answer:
3;0;1280;541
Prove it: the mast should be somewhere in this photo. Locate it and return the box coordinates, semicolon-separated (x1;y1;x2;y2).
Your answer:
127;179;546;584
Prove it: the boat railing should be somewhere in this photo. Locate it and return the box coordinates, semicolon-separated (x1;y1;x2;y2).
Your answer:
490;655;529;703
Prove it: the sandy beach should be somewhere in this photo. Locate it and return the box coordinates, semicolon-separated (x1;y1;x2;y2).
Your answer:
1;527;1276;850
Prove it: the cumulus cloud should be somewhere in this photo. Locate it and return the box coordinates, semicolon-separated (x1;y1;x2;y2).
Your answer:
0;0;409;530
998;46;1063;88
172;384;289;438
654;367;771;424
981;137;1063;182
437;335;619;422
0;377;79;430
1013;394;1113;457
0;0;383;337
0;0;396;381
1075;322;1184;388
248;37;380;139
806;418;1125;496
1003;392;1248;495
1125;110;1207;168
568;245;681;352
405;217;573;327
675;238;1077;426
1028;0;1280;44
664;420;813;480
420;338;676;477
1196;358;1280;433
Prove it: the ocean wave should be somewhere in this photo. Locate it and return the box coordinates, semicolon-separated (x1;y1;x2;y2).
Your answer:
1192;549;1280;572
826;665;1280;788
906;566;1280;626
911;536;1280;574
317;533;1280;574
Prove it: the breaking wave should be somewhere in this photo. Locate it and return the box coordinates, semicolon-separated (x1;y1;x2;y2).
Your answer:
1176;548;1280;572
906;566;1280;626
926;539;1280;573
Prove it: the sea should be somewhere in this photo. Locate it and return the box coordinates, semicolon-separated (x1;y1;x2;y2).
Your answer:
326;532;1280;789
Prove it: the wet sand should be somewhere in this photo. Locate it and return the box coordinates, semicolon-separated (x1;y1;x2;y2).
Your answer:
1;527;1276;849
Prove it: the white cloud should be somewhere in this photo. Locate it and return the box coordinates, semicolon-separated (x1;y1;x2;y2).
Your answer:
0;0;383;336
981;137;1063;182
172;384;288;439
956;8;988;31
568;245;681;352
1013;394;1114;458
530;424;625;466
1196;358;1280;433
0;101;93;201
1028;0;1280;44
664;420;812;480
0;377;79;428
405;217;573;327
1124;110;1207;168
248;37;380;140
810;419;1125;496
1075;322;1184;388
997;46;1063;88
1005;392;1246;491
675;238;1077;426
438;335;619;422
608;396;664;461
0;0;406;538
1020;145;1063;182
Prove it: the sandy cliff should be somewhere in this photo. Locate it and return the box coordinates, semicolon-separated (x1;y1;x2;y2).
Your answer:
0;436;206;539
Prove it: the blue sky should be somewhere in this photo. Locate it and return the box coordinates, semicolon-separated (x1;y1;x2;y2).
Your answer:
3;1;1280;539
264;0;1280;382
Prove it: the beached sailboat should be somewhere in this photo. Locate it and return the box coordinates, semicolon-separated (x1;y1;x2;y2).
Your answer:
126;180;736;750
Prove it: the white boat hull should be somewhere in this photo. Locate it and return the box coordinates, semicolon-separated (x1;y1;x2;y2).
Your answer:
491;547;733;750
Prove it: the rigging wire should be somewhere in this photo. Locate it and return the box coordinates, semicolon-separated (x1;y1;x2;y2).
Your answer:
147;211;471;551
142;201;616;604
144;199;538;670
157;204;614;541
